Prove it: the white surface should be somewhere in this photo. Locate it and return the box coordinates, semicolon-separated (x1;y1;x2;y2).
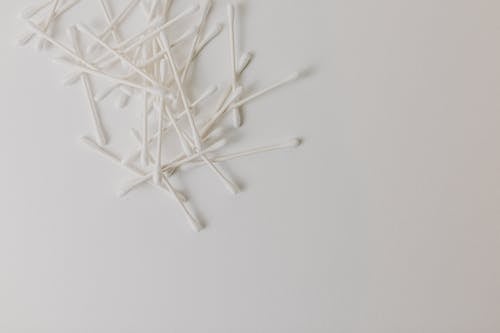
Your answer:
1;0;500;332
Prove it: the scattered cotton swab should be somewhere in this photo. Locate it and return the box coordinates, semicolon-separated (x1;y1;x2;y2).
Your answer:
18;0;306;232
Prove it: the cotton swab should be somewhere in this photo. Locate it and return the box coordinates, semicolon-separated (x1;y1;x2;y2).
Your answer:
191;85;219;107
193;22;223;58
80;136;187;202
120;138;227;197
37;0;59;50
120;85;220;166
237;52;253;76
199;73;300;139
200;86;244;138
227;3;242;128
232;72;301;108
68;26;108;145
178;138;302;171
141;89;149;167
98;0;122;44
154;96;165;184
110;4;200;57
137;25;199;68
17;0;81;46
180;0;213;84
58;61;163;96
161;175;203;232
147;0;160;22
86;0;141;54
21;1;305;232
157;29;203;149
129;129;155;165
20;0;52;19
76;24;161;87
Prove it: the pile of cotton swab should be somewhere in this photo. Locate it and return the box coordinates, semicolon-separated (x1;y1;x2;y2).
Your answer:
18;0;303;232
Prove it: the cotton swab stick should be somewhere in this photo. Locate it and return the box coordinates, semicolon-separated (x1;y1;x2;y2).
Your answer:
227;3;242;128
191;85;219;107
232;72;301;108
161;175;203;232
200;73;300;139
199;73;299;138
162;0;174;19
63;9;197;81
178;138;302;171
21;1;305;232
98;0;122;44
105;5;200;60
163;99;193;156
137;25;199;68
120;85;220;166
17;0;81;46
57;61;163;96
141;89;150;167
129;108;239;196
193;22;223;58
200;86;244;138
154;96;165;184
120;138;227;196
180;0;213;84
20;0;52;19
27;21;98;69
37;0;60;50
129;129;154;165
147;0;160;21
80;136;187;202
51;49;163;96
157;30;203;149
213;138;302;162
76;24;161;87
201;155;240;194
86;0;141;54
68;26;108;145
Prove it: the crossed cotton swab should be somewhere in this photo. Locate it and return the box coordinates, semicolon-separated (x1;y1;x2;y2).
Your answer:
20;0;53;19
179;0;213;84
17;0;81;46
157;29;202;150
86;0;141;54
20;0;305;232
80;136;187;202
68;26;108;145
119;138;228;197
98;0;122;45
227;3;244;128
178;138;302;171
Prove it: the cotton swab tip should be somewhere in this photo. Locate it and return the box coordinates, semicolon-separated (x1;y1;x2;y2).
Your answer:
191;218;204;232
287;71;301;81
75;23;89;33
207;84;219;95
287;138;302;148
116;94;130;108
66;26;78;40
182;3;201;17
226;182;240;195
16;32;35;46
209;138;227;151
238;52;253;68
227;4;234;19
211;22;224;35
20;6;38;19
233;86;244;97
62;72;82;86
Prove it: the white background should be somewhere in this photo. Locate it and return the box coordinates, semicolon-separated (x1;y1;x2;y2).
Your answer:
1;0;500;332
